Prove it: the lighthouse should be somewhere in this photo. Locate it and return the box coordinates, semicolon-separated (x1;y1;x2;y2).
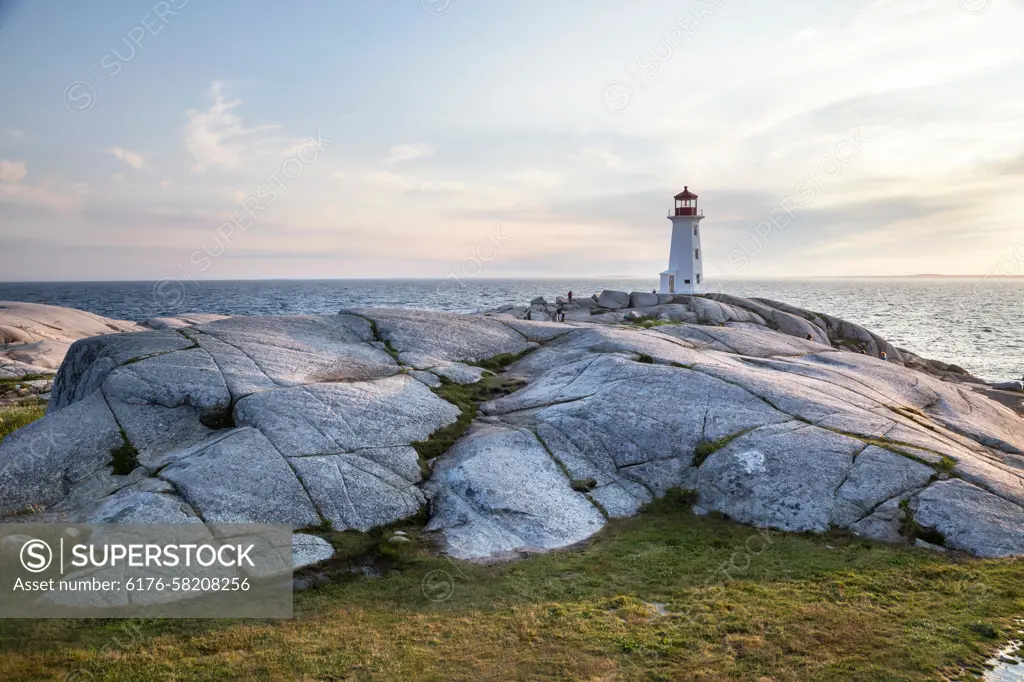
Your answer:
659;186;704;295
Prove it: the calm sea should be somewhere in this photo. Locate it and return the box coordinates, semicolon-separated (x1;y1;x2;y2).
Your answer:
0;278;1021;383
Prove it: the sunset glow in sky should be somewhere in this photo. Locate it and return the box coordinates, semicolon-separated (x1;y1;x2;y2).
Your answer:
1;0;1023;281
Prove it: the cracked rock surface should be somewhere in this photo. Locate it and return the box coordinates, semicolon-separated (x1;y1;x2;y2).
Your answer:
1;294;1022;564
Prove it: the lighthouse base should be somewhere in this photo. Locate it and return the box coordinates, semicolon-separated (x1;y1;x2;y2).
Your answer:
659;271;699;295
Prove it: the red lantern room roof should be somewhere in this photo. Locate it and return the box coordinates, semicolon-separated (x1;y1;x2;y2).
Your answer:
674;186;697;200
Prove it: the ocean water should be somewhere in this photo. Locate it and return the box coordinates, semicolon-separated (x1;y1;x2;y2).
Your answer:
0;278;1021;382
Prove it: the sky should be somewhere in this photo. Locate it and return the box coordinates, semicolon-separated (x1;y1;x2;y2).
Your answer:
1;0;1023;282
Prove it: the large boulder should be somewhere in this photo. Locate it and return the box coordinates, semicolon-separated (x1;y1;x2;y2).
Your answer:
425;424;606;559
910;479;1024;557
0;301;146;378
830;446;935;528
0;391;124;517
629;292;659;308
234;375;460;455
347;308;534;369
991;380;1023;392
597;290;630;309
696;422;863;532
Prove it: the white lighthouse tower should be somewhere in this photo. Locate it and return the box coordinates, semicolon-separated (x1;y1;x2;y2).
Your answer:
659;186;704;295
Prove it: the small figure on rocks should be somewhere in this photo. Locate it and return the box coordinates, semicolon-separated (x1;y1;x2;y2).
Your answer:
806;334;813;341
880;350;888;361
567;291;573;303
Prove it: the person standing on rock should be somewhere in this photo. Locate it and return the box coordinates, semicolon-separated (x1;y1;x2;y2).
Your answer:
568;291;573;303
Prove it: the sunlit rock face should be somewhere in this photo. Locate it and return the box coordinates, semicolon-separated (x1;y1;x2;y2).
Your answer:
2;293;1022;565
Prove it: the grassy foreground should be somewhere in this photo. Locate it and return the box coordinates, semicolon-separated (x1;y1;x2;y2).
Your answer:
0;493;1021;681
0;403;46;446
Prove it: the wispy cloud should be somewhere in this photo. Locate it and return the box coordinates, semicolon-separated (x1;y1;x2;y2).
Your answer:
6;129;26;143
382;143;435;164
0;159;27;183
582;147;629;171
183;81;289;173
105;147;147;170
504;168;562;188
0;160;83;213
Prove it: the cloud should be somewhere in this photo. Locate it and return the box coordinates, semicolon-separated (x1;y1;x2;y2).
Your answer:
364;170;409;187
359;169;466;193
105;147;147;170
795;26;820;42
581;147;629;171
0;181;82;213
0;160;86;212
6;129;26;143
416;180;467;193
0;159;27;183
991;152;1024;176
112;173;124;181
183;81;287;173
504;168;562;188
382;143;435;164
160;180;171;188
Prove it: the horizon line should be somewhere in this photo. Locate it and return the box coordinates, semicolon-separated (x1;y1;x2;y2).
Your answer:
2;274;1024;285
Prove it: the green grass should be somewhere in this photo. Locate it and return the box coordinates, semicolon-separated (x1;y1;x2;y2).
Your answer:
0;374;51;388
464;347;535;372
0;403;46;445
692;429;754;467
109;429;140;475
0;497;1021;681
570;477;598;492
410;374;526;468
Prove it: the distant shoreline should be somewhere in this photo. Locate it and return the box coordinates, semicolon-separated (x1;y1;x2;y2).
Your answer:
1;275;1024;285
824;274;1024;280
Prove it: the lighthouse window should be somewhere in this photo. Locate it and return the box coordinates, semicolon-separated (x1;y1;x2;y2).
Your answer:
694;225;699;236
694;248;700;260
697;274;702;284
